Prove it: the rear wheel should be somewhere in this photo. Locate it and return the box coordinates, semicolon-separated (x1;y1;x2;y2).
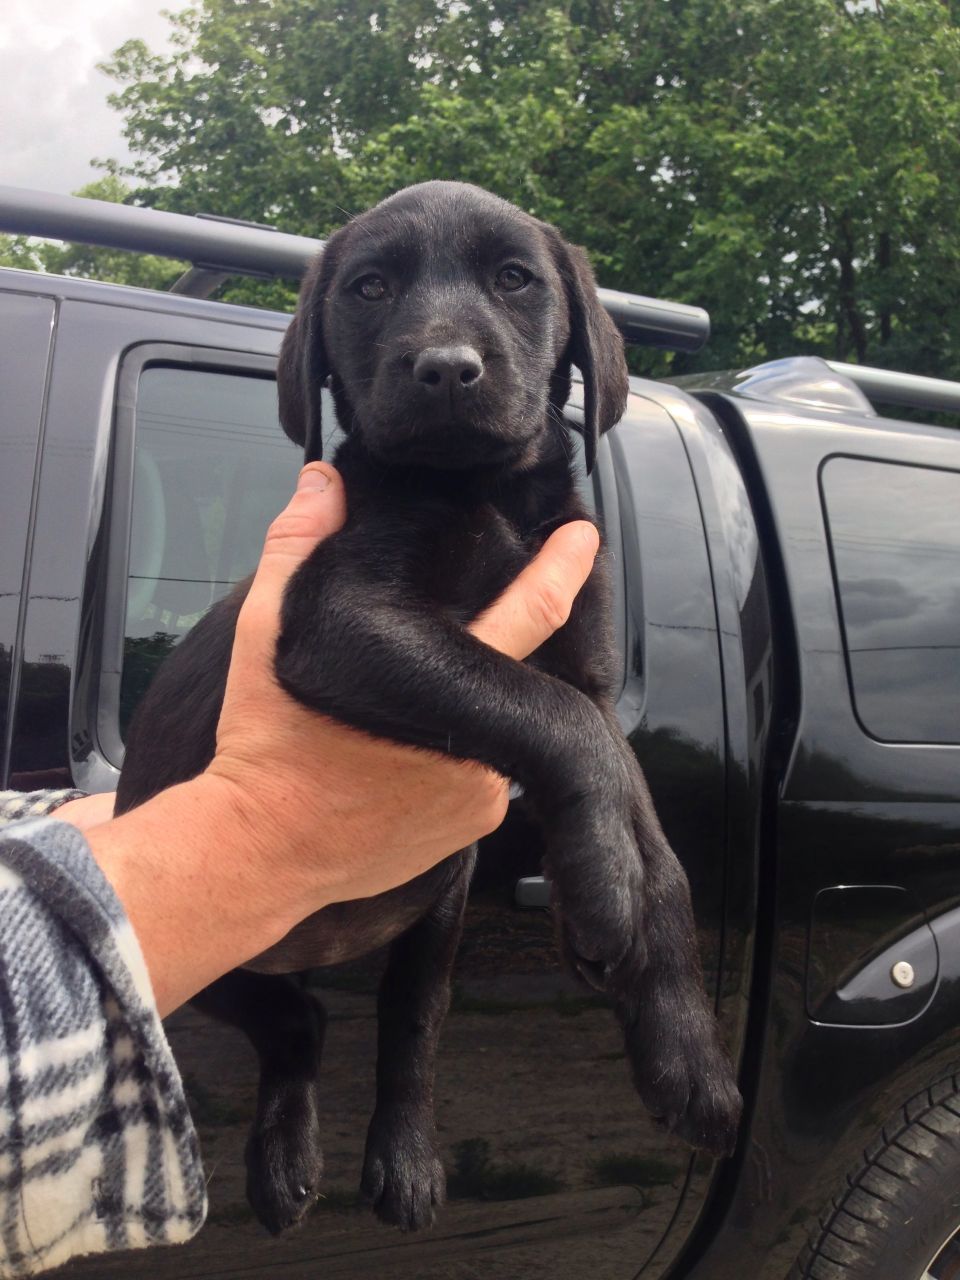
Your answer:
790;1075;960;1280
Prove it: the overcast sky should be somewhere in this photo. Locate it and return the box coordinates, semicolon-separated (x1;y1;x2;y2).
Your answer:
1;0;176;195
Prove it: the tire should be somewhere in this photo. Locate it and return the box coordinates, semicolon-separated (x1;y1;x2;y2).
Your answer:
790;1074;960;1280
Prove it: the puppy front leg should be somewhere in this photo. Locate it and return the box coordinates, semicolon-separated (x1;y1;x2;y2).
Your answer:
193;970;327;1233
361;852;475;1230
545;732;741;1157
623;767;743;1157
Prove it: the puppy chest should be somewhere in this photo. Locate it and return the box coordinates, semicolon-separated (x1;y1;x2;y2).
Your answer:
413;509;531;623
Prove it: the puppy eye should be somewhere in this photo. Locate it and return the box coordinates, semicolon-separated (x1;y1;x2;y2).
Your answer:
495;265;531;292
355;275;388;301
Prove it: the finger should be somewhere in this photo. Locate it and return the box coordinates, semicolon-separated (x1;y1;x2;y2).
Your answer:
469;521;599;659
255;464;346;587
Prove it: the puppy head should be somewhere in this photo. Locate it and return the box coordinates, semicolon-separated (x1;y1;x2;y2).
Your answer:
278;182;628;473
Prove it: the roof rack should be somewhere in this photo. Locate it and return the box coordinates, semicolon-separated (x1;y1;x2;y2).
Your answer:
0;184;710;353
827;361;960;415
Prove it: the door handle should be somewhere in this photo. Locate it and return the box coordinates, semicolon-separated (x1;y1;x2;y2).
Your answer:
515;876;551;909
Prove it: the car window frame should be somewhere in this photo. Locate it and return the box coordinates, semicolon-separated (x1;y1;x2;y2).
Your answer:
97;342;280;770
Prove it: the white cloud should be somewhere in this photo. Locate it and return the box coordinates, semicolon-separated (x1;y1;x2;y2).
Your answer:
0;0;176;194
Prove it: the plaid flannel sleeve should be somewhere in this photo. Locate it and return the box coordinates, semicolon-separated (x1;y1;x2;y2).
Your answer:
0;811;206;1278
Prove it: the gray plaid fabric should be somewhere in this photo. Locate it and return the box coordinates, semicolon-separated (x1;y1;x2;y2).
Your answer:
0;813;206;1277
0;792;86;829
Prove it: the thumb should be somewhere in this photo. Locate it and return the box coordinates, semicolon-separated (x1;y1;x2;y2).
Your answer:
250;463;346;597
469;521;600;659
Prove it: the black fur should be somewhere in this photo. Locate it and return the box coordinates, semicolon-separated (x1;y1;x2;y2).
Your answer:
117;181;741;1235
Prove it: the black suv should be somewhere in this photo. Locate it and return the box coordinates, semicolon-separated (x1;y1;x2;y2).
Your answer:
2;185;959;1280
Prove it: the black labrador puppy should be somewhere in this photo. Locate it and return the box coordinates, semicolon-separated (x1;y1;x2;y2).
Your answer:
117;181;741;1235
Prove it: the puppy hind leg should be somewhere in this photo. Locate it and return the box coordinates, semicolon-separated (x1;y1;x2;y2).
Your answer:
193;970;327;1233
361;852;475;1231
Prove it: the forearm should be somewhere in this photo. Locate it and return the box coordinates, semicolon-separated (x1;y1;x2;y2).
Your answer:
0;815;206;1275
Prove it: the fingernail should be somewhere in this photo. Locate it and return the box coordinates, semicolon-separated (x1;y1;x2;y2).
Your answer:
580;523;599;545
298;465;331;492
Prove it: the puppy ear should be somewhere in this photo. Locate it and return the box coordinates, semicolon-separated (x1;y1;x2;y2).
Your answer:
548;232;629;474
278;255;330;461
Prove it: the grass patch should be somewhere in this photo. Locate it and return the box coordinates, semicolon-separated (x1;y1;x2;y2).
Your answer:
316;1186;364;1213
449;985;608;1017
447;1138;564;1202
554;990;607;1018
589;1153;680;1187
210;1186;363;1224
305;968;378;994
449;986;537;1015
207;1201;254;1226
182;1073;246;1127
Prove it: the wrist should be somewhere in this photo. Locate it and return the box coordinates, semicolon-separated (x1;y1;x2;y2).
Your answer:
200;762;340;914
86;773;312;1016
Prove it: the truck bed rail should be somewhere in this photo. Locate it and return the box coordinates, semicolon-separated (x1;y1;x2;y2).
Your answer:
0;184;710;352
827;361;960;416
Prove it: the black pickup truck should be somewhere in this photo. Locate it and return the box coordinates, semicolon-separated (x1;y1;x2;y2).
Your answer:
2;187;959;1280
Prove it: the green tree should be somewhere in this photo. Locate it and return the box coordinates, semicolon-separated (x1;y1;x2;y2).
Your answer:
0;234;44;272
35;0;960;375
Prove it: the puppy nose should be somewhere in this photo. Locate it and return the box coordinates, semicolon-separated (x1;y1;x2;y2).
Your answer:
413;346;484;392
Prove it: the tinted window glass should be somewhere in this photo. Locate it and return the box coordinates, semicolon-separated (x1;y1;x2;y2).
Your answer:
822;457;960;744
121;366;300;732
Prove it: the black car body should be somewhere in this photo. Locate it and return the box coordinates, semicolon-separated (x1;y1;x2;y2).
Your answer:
1;189;959;1280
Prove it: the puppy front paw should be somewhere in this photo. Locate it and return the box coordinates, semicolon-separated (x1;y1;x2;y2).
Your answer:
361;1111;446;1231
625;995;742;1158
245;1080;324;1234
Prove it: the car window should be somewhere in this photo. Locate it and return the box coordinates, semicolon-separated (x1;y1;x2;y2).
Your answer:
120;364;300;734
821;456;960;745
